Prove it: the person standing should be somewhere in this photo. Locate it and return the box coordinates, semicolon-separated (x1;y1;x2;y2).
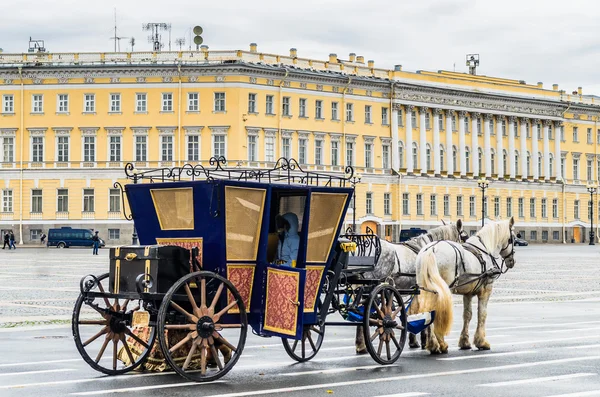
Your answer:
92;231;100;255
9;232;16;250
40;233;46;245
2;232;9;249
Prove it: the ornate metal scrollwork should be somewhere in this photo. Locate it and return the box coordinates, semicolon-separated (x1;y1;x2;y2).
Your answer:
112;181;132;221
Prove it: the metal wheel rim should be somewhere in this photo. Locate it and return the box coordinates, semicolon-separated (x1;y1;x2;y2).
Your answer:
282;324;325;362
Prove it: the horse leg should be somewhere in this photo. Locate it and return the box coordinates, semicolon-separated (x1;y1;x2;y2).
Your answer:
474;286;493;350
425;324;442;354
408;333;420;349
458;294;473;350
420;328;428;350
355;325;367;354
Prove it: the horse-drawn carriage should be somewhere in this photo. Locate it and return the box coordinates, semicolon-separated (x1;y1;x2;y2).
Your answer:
73;157;432;382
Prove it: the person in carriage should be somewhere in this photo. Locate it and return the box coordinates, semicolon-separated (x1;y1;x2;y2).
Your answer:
275;213;300;267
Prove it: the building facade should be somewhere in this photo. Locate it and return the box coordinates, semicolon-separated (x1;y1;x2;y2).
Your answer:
0;45;599;245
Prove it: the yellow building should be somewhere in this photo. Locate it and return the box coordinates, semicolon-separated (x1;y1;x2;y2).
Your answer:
0;44;599;245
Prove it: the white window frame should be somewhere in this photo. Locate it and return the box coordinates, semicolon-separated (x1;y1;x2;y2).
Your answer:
365;105;372;124
187;92;199;112
32;94;43;113
346;103;354;122
135;93;147;113
160;135;174;161
2;189;13;213
57;188;69;213
265;95;274;115
314;139;323;165
331;102;339;120
56;136;69;162
186;134;200;162
331;140;339;166
109;135;121;162
2;136;14;163
346;142;354;166
381;107;389;125
109;188;121;213
212;134;227;158
83;188;95;213
315;100;323;119
109;93;121;113
384;192;391;215
282;96;291;116
248;93;257;113
382;145;390;169
282;137;292;160
84;94;95;113
31;136;44;163
31;189;43;213
299;98;307;117
3;94;14;113
57;94;69;113
298;138;307;164
83;136;96;162
248;135;257;162
162;93;173;112
134;135;148;162
214;92;226;112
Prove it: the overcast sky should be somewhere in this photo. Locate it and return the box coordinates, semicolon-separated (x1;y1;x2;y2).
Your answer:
2;0;599;95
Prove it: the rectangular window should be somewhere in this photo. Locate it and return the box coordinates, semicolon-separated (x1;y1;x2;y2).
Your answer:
3;137;14;162
248;93;257;113
32;94;43;113
282;137;291;159
2;94;14;113
346;142;354;166
402;193;410;215
541;198;547;218
552;198;558;218
443;195;450;216
456;196;463;216
109;136;121;162
587;160;593;181
188;92;199;112
265;136;275;162
57;136;69;162
346;103;353;121
315;100;323;119
469;196;476;217
248;135;257;161
31;189;42;213
365;105;372;124
502;120;507;136
531;231;537;241
109;189;121;213
214;92;225;112
561;158;566;179
331;141;339;166
425;113;431;129
588;128;593;144
314;139;323;165
430;194;437;216
397;109;403;126
382;145;389;169
213;135;226;157
162;93;173;112
484;196;488;217
477;118;482;135
366;192;373;214
574;200;580;219
187;135;199;161
518;197;524;218
282;96;291;116
573;159;579;180
57;94;69;113
135;136;147;162
384;193;391;215
494;196;500;217
364;143;373;168
84;94;95;113
381;107;389;125
57;189;68;212
266;95;274;114
506;197;513;217
298;139;307;164
136;93;147;112
452;114;457;131
416;194;423;215
108;229;120;240
2;189;12;212
83;136;95;162
331;102;339;120
161;136;173;161
30;229;42;240
412;111;417;127
109;93;121;112
573;127;578;142
553;231;560;240
299;98;306;117
83;189;95;212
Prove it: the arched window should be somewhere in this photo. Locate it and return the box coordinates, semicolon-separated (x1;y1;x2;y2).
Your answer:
452;146;458;172
503;150;508;175
465;147;471;173
490;149;496;175
398;141;404;168
478;148;483;174
426;144;432;171
412;142;418;168
439;145;445;172
514;150;519;175
538;152;543;177
549;153;554;177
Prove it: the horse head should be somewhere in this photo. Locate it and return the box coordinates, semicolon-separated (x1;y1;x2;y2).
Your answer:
499;217;517;269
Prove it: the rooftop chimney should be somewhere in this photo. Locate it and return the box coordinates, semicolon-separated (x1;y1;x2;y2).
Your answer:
368;60;374;68
394;64;402;71
349;53;356;62
329;53;337;64
290;48;297;58
552;84;559;91
250;43;257;53
356;56;364;64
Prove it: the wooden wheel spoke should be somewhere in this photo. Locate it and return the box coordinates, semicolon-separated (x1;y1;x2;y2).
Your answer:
124;329;150;349
169;301;198;323
200;343;207;375
385;339;391;360
391;333;402;350
182;340;198;370
396;324;404;330
165;324;195;331
83;326;108;347
121;299;130;313
213;300;238;323
78;319;108;326
310;326;323;336
377;338;384;357
209;337;223;370
301;336;306;359
119;333;136;366
370;328;380;342
386;292;394;314
184;284;201;317
218;323;242;329
96;282;112;308
200;278;207;310
168;332;193;354
391;306;403;319
306;331;317;352
369;318;383;326
209;283;224;315
112;339;118;370
291;338;299;352
212;331;237;353
95;333;111;363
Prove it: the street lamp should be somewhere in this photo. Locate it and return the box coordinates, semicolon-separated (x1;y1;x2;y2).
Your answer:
131;168;140;245
477;177;489;228
587;183;597;246
350;173;362;233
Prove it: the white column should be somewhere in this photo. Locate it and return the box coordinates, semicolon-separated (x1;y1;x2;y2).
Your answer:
433;108;441;176
554;121;562;178
446;111;453;175
472;112;480;176
391;104;399;171
532;119;540;180
458;111;467;177
419;107;428;174
405;105;414;174
543;120;551;180
508;116;516;179
496;116;504;178
484;113;492;178
520;118;528;180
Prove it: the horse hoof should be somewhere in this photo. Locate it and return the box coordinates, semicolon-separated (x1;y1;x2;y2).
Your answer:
409;342;420;349
477;345;491;351
459;345;472;350
356;348;368;355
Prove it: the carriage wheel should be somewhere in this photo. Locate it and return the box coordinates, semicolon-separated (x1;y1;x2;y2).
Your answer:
282;323;325;362
362;284;407;365
72;273;156;375
157;271;247;382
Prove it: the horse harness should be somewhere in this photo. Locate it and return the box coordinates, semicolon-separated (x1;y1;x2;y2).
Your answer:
392;235;436;279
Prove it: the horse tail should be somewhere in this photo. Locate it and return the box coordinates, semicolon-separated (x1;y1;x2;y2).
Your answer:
415;246;453;336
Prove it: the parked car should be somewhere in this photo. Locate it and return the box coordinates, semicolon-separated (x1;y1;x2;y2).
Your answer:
47;227;105;248
514;233;528;246
399;227;428;242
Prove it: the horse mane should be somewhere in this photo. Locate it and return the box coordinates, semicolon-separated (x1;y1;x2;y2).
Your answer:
405;223;458;251
475;220;511;251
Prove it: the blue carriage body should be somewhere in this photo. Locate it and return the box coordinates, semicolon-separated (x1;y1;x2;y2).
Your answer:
124;161;353;340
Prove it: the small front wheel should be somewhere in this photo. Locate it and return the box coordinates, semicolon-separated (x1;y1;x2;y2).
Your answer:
362;284;407;365
282;323;325;362
57;242;66;248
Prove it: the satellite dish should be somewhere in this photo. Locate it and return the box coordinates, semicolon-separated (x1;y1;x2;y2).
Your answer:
193;36;204;45
193;26;203;35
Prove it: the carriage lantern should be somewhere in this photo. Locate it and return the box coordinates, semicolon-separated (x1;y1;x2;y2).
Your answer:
587;183;597;245
477;177;489;228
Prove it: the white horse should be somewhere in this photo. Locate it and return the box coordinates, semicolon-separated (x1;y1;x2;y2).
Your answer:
412;218;517;354
354;220;467;353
